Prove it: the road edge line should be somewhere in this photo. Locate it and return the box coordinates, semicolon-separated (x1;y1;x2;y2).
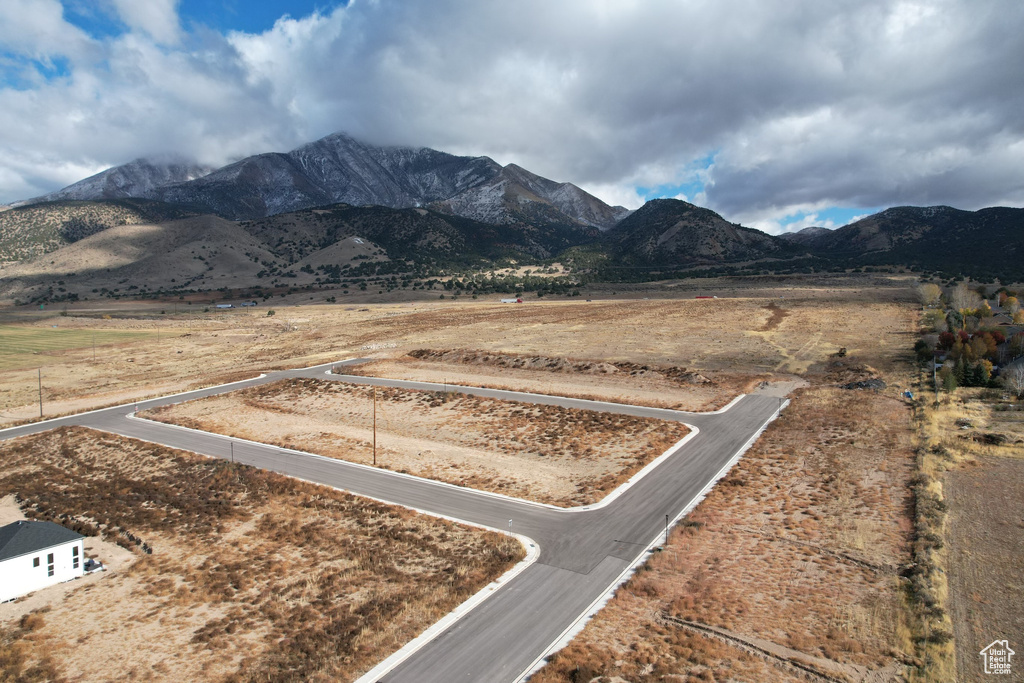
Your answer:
353;528;540;683
77;417;542;683
123;413;699;514
513;398;790;682
0;373;268;436
326;371;747;417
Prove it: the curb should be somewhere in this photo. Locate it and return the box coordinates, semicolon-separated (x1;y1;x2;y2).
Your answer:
353;528;540;683
124;413;700;514
325;370;745;417
513;398;789;681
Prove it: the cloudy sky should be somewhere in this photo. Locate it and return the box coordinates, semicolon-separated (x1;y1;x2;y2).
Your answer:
1;0;1021;233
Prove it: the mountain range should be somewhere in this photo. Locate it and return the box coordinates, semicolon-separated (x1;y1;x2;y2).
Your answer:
1;132;1022;303
29;133;629;229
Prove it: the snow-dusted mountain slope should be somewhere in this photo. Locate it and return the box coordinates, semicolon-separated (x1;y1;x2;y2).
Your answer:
35;157;212;203
26;133;625;229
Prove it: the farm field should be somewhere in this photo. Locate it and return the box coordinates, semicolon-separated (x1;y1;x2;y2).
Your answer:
917;390;1024;681
946;455;1024;682
0;324;154;370
142;378;690;506
533;386;917;683
0;427;522;682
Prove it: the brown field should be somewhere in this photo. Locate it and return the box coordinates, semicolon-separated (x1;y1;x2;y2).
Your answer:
339;349;758;411
0;427;522;682
915;389;1024;681
0;274;918;426
142;377;690;506
945;455;1024;683
533;386;917;683
0;274;932;681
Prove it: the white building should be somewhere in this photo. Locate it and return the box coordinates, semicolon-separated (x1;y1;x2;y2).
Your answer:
0;520;85;602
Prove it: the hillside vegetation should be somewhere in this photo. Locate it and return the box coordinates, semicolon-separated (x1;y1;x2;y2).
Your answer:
0;199;198;262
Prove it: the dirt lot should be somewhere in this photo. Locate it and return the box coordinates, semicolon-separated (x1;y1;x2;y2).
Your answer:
0;274;917;426
945;455;1024;682
0;427;522;682
142;378;690;506
533;386;917;683
341;349;756;411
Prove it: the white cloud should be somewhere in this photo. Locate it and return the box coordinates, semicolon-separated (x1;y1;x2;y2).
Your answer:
0;0;95;62
0;0;1022;222
108;0;181;44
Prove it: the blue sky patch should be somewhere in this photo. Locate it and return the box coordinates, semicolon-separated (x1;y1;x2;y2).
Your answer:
179;0;346;35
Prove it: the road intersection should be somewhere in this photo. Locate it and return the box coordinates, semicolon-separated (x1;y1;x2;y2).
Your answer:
0;359;785;682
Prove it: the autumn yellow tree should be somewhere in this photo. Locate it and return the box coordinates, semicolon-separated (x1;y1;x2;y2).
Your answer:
917;282;942;307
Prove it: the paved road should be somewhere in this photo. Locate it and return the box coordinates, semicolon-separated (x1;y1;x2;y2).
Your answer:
0;359;784;682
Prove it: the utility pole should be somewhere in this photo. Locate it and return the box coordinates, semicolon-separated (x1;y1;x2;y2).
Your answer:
665;514;669;547
372;386;377;466
230;441;234;464
37;369;43;418
92;333;96;362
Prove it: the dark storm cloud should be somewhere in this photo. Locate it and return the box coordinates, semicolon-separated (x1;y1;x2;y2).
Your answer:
1;0;1021;230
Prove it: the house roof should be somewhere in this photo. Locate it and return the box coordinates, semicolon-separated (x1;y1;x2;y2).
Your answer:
0;520;83;562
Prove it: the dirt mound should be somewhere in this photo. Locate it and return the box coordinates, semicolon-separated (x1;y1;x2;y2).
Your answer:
808;357;883;387
406;349;714;385
841;378;887;390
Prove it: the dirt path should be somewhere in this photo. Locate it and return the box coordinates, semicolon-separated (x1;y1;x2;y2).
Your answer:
946;455;1024;682
658;614;897;683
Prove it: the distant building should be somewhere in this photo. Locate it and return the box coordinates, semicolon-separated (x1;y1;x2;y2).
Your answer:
215;303;234;309
0;520;85;602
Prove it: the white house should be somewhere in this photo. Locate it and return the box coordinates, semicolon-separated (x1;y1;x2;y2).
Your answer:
0;520;85;603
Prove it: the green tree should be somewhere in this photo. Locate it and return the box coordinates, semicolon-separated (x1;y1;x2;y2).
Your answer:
941;369;958;393
914;339;934;363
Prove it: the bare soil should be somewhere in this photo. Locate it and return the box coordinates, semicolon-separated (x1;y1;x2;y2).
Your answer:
533;386;916;683
142;378;690;506
0;279;916;427
342;349;756;411
0;427;522;683
945;455;1024;682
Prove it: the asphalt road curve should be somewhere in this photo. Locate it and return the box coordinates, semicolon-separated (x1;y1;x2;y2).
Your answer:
0;359;785;682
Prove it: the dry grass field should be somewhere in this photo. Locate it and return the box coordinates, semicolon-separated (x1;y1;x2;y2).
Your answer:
533;387;917;683
913;390;1024;682
340;350;757;411
945;455;1024;683
0;325;154;371
0;274;930;681
142;378;690;506
0;427;522;682
0;274;917;425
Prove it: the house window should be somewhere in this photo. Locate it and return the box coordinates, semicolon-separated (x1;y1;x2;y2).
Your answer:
47;552;54;577
33;557;40;568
